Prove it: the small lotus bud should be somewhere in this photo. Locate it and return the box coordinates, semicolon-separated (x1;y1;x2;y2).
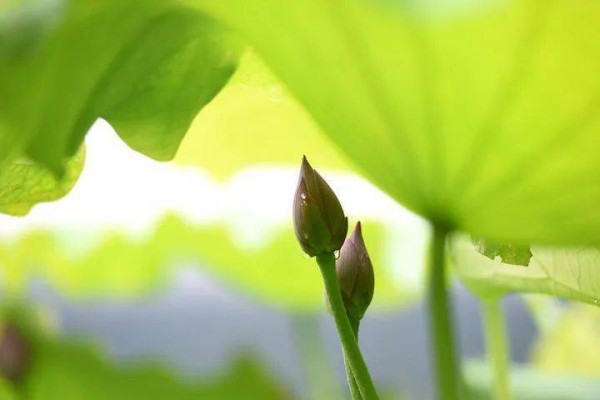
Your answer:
293;156;348;257
336;222;375;321
0;324;30;383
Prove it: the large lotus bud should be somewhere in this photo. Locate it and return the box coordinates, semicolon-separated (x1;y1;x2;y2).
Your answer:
293;156;348;257
336;222;375;321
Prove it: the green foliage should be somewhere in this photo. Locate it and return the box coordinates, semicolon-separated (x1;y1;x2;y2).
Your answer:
451;236;600;306
0;0;238;173
175;51;351;178
195;0;600;246
0;215;406;310
0;305;291;400
472;237;532;266
464;360;600;400
0;378;17;400
23;342;290;400
0;147;84;216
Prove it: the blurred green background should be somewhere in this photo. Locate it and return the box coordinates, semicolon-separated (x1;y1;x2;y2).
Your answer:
0;112;597;400
0;0;599;399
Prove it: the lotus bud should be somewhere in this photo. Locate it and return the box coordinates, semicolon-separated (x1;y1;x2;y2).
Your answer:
336;222;375;321
293;156;348;257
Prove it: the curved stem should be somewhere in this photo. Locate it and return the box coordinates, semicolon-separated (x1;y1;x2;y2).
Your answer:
344;354;363;400
428;225;461;400
317;253;379;400
481;298;512;400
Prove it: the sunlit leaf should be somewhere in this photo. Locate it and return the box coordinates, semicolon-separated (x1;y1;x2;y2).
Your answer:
0;0;238;172
0;0;64;172
0;215;408;311
451;236;600;306
472;237;532;267
195;0;600;246
532;303;600;378
0;147;84;216
175;51;351;178
0;0;63;58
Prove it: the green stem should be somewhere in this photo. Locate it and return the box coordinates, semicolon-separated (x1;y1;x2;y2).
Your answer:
428;225;461;400
344;354;363;400
317;253;379;400
344;320;362;400
481;298;512;400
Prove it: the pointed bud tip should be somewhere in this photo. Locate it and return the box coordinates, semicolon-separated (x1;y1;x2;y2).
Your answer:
300;155;311;171
349;221;365;248
355;221;362;233
299;156;315;184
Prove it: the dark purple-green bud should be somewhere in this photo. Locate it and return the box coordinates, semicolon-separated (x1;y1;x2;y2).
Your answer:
0;324;30;383
336;222;375;321
293;156;348;257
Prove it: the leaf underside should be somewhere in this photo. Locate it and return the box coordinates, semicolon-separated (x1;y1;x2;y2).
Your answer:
472;236;532;266
175;51;351;178
0;147;85;216
452;236;600;307
196;0;600;246
0;0;238;173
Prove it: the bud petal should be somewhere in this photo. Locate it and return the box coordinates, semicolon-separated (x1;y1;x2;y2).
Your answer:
336;222;375;321
293;156;348;256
